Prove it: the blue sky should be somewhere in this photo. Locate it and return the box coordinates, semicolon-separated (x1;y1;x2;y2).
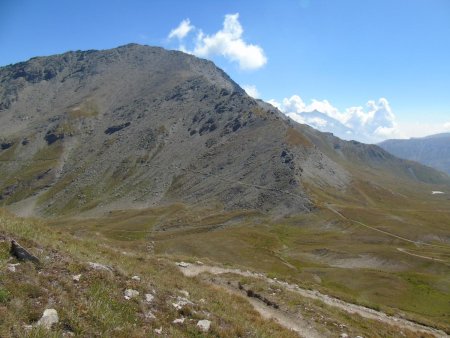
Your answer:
1;0;449;140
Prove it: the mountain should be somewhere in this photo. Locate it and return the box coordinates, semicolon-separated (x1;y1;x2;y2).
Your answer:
2;45;450;336
0;44;448;217
379;133;450;175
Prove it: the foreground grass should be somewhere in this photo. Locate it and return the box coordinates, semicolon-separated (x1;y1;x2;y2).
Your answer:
47;202;450;334
0;210;299;337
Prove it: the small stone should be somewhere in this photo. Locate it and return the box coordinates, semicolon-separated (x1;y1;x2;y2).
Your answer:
176;261;190;268
199;298;206;303
37;309;59;329
173;317;185;324
172;297;194;310
72;274;81;282
88;262;112;272
145;311;156;320
131;275;141;281
179;290;189;297
195;260;204;265
154;327;163;334
339;334;349;338
145;293;154;303
197;319;211;332
124;289;139;300
7;263;19;272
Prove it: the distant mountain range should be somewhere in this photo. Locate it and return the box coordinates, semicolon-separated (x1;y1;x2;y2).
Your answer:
379;133;450;175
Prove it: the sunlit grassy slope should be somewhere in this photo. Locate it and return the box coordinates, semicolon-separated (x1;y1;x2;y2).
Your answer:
46;173;450;333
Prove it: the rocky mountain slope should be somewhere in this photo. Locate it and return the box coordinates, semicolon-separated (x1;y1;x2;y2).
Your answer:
0;44;448;216
379;133;450;175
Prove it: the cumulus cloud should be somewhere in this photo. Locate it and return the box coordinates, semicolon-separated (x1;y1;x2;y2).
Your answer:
168;19;194;40
444;122;450;130
271;95;401;143
168;14;267;70
242;84;260;98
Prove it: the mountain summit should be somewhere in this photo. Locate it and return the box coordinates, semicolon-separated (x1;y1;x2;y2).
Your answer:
0;44;448;216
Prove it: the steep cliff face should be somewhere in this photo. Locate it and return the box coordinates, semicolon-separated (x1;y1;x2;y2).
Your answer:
0;44;448;216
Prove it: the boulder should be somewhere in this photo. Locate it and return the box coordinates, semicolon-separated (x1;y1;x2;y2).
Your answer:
10;240;40;264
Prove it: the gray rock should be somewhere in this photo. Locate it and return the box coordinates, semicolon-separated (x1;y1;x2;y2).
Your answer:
124;289;139;300
172;296;194;309
172;317;185;324
7;263;20;272
10;240;40;264
145;293;154;303
197;319;211;332
88;262;112;272
36;309;59;329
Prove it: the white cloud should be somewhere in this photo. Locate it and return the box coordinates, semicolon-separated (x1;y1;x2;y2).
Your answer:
271;95;402;143
168;19;194;40
192;14;267;70
168;13;267;70
444;122;450;130
242;84;260;98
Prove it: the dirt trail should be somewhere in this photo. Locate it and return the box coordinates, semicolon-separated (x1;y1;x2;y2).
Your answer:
211;277;321;338
397;247;447;263
179;264;448;338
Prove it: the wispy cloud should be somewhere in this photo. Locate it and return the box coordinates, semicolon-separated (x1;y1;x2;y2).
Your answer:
168;19;194;40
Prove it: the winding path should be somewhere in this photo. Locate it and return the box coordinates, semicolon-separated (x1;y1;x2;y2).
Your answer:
179;263;448;338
